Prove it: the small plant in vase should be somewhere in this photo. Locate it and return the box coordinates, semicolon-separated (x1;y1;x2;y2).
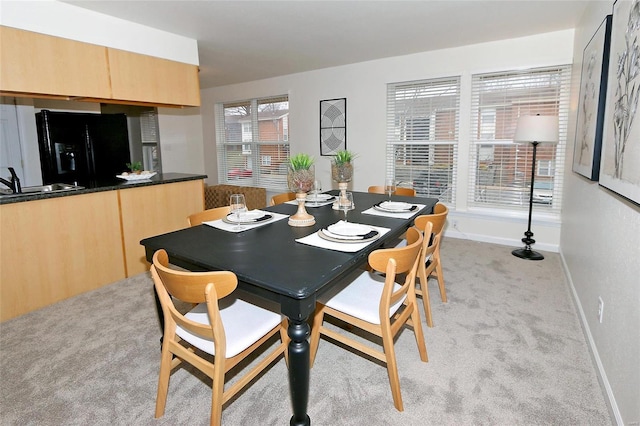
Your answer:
126;161;143;174
287;154;316;227
331;150;356;210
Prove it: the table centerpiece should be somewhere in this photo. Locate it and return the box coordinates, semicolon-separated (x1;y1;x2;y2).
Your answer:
331;149;355;210
287;153;316;227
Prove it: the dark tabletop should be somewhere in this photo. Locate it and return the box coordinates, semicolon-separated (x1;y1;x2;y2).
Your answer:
141;191;437;317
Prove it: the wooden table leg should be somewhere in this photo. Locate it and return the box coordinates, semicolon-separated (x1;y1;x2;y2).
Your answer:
287;318;311;426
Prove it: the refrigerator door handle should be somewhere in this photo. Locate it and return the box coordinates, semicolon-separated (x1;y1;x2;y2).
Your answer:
84;124;96;178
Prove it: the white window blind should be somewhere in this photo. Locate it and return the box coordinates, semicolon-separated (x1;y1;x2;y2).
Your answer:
469;66;571;212
386;77;460;204
216;96;290;190
140;110;161;172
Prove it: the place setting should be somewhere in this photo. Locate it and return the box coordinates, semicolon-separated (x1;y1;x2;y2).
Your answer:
296;192;390;252
287;180;335;207
363;181;425;218
204;194;288;232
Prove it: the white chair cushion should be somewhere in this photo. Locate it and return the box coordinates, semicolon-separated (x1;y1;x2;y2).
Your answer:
322;269;406;325
394;239;407;248
176;298;282;358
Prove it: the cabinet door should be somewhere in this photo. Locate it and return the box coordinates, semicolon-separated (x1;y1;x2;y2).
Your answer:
108;48;200;107
0;26;112;98
119;179;205;276
0;191;125;321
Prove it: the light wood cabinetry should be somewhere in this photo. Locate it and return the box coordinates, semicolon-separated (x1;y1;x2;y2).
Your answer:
119;179;204;276
0;26;200;107
108;48;200;107
0;179;205;322
0;191;126;322
0;26;112;99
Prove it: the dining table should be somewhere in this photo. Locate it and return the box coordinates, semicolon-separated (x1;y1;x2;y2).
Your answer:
140;190;437;426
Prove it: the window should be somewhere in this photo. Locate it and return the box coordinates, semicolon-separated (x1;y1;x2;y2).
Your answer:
386;77;460;203
140;110;162;173
469;66;571;211
537;160;555;177
216;96;290;189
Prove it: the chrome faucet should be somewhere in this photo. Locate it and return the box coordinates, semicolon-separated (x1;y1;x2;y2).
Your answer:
0;167;22;194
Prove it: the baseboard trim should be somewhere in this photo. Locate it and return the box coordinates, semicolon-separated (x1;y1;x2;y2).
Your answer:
558;250;623;425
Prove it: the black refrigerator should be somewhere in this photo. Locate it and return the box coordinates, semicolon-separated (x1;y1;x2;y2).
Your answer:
36;110;131;186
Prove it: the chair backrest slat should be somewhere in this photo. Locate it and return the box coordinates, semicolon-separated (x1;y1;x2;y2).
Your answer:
270;192;296;206
370;227;423;308
367;185;416;197
188;206;230;226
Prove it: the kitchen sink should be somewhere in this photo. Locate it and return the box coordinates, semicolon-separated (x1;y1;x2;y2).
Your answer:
0;183;85;197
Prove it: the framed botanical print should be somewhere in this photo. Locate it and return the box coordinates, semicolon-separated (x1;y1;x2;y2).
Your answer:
600;0;640;204
320;98;346;156
573;15;612;181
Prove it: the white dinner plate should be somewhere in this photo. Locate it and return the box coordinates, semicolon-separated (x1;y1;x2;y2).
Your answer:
327;222;372;237
318;229;379;243
224;211;271;224
307;193;333;202
374;201;414;212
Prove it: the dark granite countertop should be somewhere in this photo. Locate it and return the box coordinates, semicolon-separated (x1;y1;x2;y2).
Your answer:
0;173;207;205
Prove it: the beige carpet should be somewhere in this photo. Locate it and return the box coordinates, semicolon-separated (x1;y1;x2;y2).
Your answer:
0;238;611;425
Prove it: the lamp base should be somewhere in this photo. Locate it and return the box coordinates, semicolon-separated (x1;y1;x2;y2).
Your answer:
512;247;544;261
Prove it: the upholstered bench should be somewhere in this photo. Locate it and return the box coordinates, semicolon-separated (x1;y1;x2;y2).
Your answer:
204;184;267;211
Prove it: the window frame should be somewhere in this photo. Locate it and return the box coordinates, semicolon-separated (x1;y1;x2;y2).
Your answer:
468;65;571;213
216;95;290;190
386;76;461;204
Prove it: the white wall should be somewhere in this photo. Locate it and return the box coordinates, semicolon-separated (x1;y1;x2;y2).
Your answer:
157;107;205;174
561;2;640;425
201;30;574;251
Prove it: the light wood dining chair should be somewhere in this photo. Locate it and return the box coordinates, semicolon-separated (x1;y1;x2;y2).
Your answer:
410;203;449;327
151;249;288;426
309;227;427;411
413;218;441;328
187;206;230;226
270;192;296;206
367;185;416;197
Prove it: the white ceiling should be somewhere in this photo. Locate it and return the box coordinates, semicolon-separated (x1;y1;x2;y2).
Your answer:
63;1;592;89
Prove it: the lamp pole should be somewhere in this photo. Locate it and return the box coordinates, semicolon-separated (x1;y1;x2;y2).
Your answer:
512;140;544;260
511;114;557;261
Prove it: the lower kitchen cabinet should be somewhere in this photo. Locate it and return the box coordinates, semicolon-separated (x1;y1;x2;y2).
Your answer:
119;179;204;276
0;178;205;321
0;191;125;322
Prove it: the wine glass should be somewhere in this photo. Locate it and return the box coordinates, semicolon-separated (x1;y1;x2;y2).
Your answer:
229;194;247;230
384;178;396;201
310;179;322;202
338;192;354;222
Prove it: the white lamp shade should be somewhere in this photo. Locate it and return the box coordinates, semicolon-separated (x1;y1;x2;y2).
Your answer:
514;115;558;143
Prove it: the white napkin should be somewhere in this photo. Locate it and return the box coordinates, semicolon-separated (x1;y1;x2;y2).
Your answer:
295;224;390;252
362;203;426;219
203;210;289;233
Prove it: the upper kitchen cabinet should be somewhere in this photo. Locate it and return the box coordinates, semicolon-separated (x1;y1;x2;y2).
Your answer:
0;26;112;99
0;26;201;107
108;48;200;107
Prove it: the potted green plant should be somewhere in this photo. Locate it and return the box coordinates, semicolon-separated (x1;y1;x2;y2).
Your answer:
331;149;355;182
126;161;143;174
287;154;315;193
287;154;316;227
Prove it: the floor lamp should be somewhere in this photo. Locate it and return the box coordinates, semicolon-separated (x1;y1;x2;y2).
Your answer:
512;115;558;261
